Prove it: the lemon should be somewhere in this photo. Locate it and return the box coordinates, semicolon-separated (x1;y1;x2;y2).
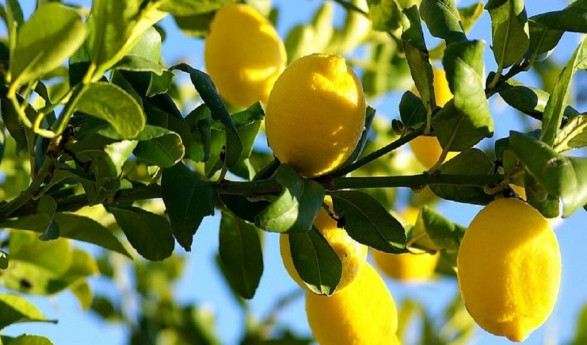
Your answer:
204;4;286;107
457;198;561;342
373;207;439;281
280;196;368;291
306;263;400;345
373;250;439;281
265;53;366;177
409;68;455;169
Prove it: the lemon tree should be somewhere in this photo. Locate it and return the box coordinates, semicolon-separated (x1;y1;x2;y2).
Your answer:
0;0;585;344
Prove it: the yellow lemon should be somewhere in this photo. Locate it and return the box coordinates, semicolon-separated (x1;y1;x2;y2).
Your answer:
306;263;400;345
373;250;439;281
373;207;439;281
457;198;561;342
280;196;368;292
510;184;526;200
409;68;455;169
204;4;286;107
265;53;366;177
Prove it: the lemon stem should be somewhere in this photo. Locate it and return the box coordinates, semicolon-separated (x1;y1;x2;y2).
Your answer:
331;125;425;177
1;173;505;219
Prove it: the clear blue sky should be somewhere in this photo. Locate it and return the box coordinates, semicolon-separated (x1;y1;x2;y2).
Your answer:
2;1;587;345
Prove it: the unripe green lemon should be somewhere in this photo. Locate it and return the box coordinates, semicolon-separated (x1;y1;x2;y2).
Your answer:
305;263;400;345
265;53;366;177
457;198;561;342
204;4;286;107
280;196;367;292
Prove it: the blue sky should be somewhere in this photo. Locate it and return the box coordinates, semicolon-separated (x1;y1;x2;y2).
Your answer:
2;1;587;344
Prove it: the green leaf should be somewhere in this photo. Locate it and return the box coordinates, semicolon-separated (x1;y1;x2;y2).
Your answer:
366;0;402;32
8;3;87;91
218;211;263;299
70;280;93;310
89;0;166;73
284;3;333;62
554;114;587;152
401;5;435;114
330;190;406;253
126;26;162;62
173;11;216;38
498;82;549;117
399;91;427;128
109;206;174;261
36;196;59;241
76;82;146;139
112;56;167;76
160;0;235;16
430;149;494;205
134;134;184;168
533;0;587;33
420;0;467;44
231;102;265;163
434;41;493;150
0;251;8;270
486;0;529;68
510;131;587;217
1;335;54;345
185;104;212;162
0;293;48;330
341;106;376;167
172;63;243;168
161;162;216;251
53;213;130;256
541;37;587;146
528;19;564;59
288;227;342;295
255;165;325;233
414;206;466;251
570;304;587;345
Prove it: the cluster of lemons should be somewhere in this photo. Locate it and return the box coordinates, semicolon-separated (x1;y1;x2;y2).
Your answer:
204;3;561;344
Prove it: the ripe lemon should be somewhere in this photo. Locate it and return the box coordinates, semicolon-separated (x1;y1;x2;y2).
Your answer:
409;68;454;169
204;4;286;107
265;53;366;177
457;198;561;342
373;207;439;281
306;263;400;345
280;196;367;292
373;250;439;281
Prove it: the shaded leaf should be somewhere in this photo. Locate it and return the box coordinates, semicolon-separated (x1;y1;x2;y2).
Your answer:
554;114;587;152
53;213;130;256
109;206;174;261
288;227;342;295
160;0;235;16
162;162;216;251
255;165;325;233
401;5;435;114
533;0;587;33
420;0;467;44
510;131;587;217
366;0;402;32
414;206;466;251
172;63;242;167
0;294;48;330
330;190;406;253
430;149;494;205
218;211;263;299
